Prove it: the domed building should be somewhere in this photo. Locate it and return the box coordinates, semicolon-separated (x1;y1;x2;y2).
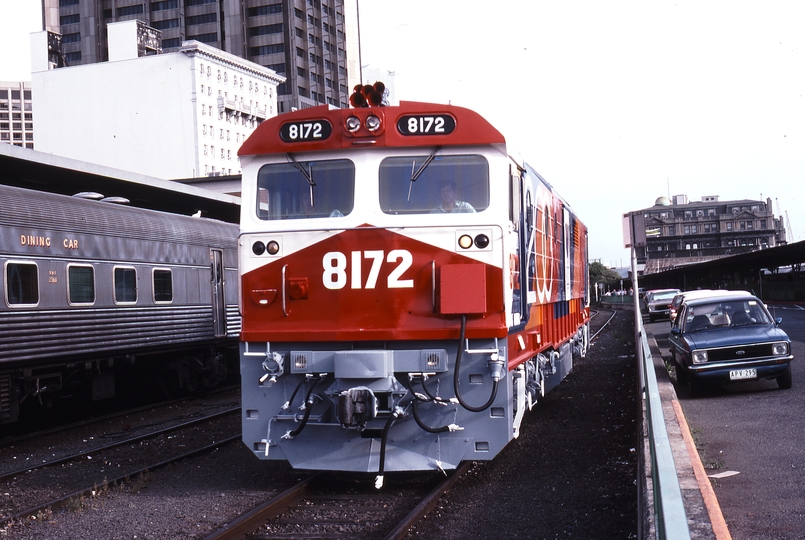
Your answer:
628;194;787;274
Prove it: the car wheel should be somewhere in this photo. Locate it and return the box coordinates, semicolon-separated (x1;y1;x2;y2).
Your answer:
674;361;687;384
777;366;793;390
687;377;704;397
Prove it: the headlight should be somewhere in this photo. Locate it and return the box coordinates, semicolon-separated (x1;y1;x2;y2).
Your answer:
345;116;361;132
772;342;789;356
691;350;708;364
365;115;381;131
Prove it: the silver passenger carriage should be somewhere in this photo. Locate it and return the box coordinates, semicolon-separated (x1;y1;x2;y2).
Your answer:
0;184;240;425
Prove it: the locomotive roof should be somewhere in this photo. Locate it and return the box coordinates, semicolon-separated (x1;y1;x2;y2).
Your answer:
239;101;507;156
0;184;237;246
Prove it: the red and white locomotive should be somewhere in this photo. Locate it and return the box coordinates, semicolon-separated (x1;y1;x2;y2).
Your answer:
238;86;589;482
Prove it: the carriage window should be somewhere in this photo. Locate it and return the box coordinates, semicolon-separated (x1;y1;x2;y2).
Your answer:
153;269;173;303
68;265;95;304
379;154;489;215
256;159;354;220
5;262;39;306
114;267;137;304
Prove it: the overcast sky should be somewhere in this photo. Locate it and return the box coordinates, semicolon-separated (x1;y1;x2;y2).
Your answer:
3;1;804;266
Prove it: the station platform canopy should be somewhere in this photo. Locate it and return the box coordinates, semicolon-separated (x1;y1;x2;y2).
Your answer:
0;144;240;223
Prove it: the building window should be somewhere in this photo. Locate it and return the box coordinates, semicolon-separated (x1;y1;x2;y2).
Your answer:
60;14;80;25
247;4;283;17
249;24;283;37
68;265;95;305
668;225;674;235
153;269;173;302
117;4;144;16
114;267;137;304
151;18;180;30
726;222;733;231
684;225;690;234
62;32;81;44
187;13;217;26
150;0;179;11
740;221;746;230
188;32;218;43
760;220;767;229
5;262;39;305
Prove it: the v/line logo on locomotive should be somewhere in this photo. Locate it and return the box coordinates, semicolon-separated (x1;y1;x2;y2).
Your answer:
237;82;590;484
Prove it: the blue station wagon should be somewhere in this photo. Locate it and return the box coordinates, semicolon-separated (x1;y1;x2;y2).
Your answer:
668;292;793;395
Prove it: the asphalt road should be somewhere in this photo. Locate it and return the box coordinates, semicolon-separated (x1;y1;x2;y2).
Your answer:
646;304;805;540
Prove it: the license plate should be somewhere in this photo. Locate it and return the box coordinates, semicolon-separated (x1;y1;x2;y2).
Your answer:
729;368;757;380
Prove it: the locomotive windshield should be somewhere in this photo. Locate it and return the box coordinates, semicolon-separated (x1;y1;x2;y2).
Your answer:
379;154;489;215
256;159;355;220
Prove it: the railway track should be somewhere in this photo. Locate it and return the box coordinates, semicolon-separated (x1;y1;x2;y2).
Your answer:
0;405;241;526
0;384;239;446
204;462;473;540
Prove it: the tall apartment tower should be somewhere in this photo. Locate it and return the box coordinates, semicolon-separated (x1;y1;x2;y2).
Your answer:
42;0;352;113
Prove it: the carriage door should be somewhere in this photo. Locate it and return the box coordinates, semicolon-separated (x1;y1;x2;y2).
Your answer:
210;249;226;337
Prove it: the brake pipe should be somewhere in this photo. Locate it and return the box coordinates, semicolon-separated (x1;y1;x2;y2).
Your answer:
453;315;500;412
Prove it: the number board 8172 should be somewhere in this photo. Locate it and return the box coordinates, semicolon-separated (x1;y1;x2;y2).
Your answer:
397;114;456;136
279;120;333;142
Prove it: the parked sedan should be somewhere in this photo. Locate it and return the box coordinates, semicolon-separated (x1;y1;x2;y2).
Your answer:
643;288;681;322
669;293;793;395
668;289;752;324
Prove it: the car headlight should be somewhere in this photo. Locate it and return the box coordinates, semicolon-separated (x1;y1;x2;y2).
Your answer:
772;342;789;356
691;350;708;364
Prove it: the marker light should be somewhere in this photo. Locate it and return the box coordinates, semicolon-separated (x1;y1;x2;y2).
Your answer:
267;240;280;255
474;234;490;249
365;115;381;131
345;116;361;132
458;235;473;249
252;241;265;255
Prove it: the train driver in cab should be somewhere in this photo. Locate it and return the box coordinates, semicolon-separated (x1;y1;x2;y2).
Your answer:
432;179;475;213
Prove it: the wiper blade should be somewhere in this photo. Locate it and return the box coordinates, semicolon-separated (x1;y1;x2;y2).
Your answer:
407;147;440;202
286;154;315;186
410;147;440;182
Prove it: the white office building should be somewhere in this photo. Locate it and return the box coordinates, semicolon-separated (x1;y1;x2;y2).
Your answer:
31;20;285;181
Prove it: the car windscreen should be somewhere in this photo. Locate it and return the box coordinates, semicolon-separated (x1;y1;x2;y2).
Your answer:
683;299;772;330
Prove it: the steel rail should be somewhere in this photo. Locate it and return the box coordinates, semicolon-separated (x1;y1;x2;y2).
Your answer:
0;407;240;482
201;474;321;540
383;461;472;540
0;435;241;527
